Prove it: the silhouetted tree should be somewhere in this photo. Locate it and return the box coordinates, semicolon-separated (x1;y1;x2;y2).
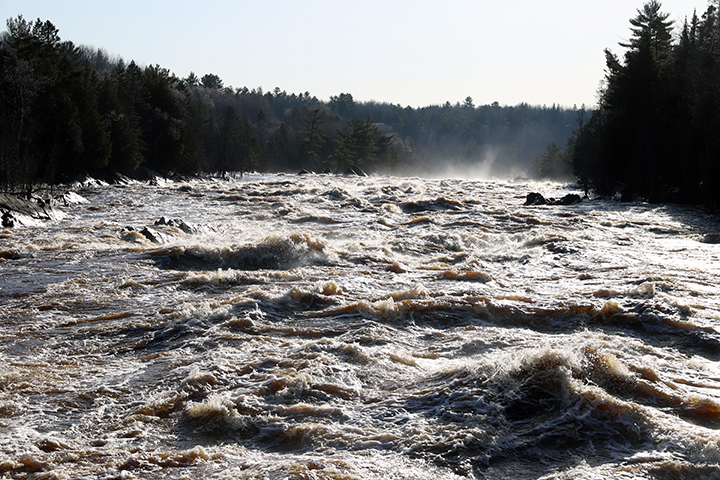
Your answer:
97;72;143;174
201;73;223;90
0;15;589;186
333;116;396;172
329;93;355;117
569;1;679;198
538;142;570;179
565;0;720;207
184;71;200;87
0;36;43;190
298;108;329;170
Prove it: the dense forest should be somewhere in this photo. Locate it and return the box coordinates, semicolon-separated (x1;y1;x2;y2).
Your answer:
0;14;578;194
569;0;720;208
4;1;720;211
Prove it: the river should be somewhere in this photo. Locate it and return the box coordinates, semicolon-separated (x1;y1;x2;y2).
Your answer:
1;173;719;479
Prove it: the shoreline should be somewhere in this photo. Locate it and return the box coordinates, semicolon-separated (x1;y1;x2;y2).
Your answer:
0;192;61;227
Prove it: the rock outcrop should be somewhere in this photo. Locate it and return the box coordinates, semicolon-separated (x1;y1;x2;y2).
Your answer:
0;193;60;227
524;192;583;206
343;165;367;177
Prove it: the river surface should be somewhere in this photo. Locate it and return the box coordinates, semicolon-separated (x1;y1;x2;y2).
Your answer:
1;173;720;479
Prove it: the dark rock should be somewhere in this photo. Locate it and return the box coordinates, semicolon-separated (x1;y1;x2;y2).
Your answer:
401;197;464;213
154;217;198;234
134;167;161;181
121;217;203;243
524;192;547;205
611;186;637;202
106;172;135;185
297;169;314;175
557;193;582;205
57;191;88;206
700;233;720;244
2;211;16;228
138;226;174;244
546;241;578;254
0;193;57;225
70;174;108;189
134;167;172;185
524;192;582;206
343;165;367;176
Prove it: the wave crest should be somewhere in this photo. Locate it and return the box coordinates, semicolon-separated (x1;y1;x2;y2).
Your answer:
154;233;334;271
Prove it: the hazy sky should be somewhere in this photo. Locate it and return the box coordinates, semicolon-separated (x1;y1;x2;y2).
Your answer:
4;0;710;108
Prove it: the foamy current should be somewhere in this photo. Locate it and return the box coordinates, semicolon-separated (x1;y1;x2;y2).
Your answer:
1;173;719;479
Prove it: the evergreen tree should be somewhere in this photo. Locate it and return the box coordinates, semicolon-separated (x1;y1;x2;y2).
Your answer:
200;73;223;90
538;142;571;179
693;3;720;206
604;1;674;195
215;105;244;172
0;15;599;186
140;65;191;172
333;116;396;172
97;72;143;174
266;122;296;171
570;1;677;198
329;93;355;117
298;108;329;170
184;71;200;87
0;22;43;190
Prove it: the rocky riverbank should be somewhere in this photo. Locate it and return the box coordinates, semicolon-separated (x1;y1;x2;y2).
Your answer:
0;193;60;227
0;189;92;227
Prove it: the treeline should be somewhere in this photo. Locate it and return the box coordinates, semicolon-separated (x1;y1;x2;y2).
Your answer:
568;0;720;208
0;15;578;192
0;16;201;192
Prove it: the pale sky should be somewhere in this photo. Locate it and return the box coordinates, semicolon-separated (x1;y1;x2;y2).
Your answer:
3;0;710;108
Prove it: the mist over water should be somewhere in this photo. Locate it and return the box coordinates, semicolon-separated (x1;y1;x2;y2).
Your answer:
397;147;529;181
1;173;719;479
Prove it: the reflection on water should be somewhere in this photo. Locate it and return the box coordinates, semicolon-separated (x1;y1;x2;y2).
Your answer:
1;173;719;479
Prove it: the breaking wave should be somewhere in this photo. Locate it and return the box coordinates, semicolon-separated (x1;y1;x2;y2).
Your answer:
152;232;336;271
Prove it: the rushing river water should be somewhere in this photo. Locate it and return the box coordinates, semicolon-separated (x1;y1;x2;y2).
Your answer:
1;173;720;479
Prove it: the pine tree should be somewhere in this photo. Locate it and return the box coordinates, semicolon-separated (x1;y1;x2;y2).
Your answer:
97;73;143;174
539;142;567;179
298;108;329;170
599;1;676;196
333;116;396;172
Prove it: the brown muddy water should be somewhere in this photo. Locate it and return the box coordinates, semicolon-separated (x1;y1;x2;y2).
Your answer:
1;173;720;479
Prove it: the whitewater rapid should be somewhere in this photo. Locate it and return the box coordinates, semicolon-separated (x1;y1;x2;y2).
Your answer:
1;173;719;479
